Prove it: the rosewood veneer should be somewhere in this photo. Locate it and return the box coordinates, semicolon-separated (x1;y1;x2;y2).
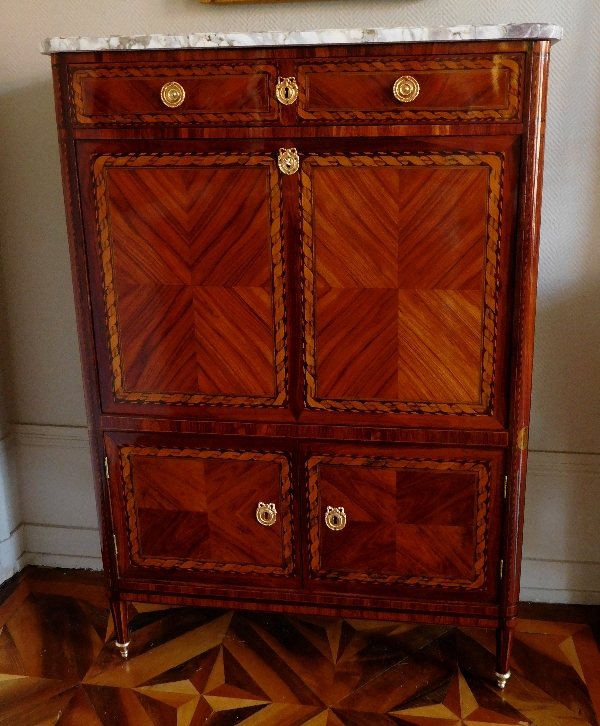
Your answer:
48;30;558;689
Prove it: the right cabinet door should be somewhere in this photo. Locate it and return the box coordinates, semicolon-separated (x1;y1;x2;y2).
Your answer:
303;444;504;602
300;139;519;428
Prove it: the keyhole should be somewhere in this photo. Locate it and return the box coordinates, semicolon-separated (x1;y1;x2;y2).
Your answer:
284;87;291;100
332;516;339;525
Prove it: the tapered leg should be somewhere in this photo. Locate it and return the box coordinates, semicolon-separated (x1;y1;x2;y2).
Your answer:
495;625;514;689
110;598;131;658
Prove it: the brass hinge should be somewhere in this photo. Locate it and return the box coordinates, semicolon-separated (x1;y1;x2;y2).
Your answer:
104;456;110;481
516;426;529;451
113;534;118;558
504;476;508;499
500;559;504;579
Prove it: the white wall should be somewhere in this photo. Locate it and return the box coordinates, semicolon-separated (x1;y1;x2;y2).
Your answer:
0;0;598;602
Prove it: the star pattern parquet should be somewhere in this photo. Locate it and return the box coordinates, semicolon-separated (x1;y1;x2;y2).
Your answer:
0;570;599;726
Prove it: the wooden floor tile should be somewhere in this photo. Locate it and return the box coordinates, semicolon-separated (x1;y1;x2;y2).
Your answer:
0;570;599;725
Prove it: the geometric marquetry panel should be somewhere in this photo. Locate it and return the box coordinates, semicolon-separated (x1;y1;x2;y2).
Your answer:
302;151;504;416
93;153;286;407
307;453;490;589
118;445;294;576
5;572;598;726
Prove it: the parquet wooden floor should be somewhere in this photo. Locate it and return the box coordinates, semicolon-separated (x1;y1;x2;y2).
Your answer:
0;570;599;726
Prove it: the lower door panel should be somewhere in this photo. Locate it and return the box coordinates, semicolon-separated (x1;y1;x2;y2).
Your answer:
104;433;301;589
301;442;505;603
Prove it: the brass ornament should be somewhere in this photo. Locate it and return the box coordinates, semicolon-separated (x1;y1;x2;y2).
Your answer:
278;148;300;175
160;81;186;108
393;75;420;103
275;77;299;105
324;506;346;531
256;502;277;526
516;426;529;451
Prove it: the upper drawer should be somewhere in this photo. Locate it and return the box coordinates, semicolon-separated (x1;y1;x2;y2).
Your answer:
296;54;524;124
69;62;280;126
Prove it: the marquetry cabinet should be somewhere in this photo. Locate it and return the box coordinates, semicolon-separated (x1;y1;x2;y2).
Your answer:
50;32;556;690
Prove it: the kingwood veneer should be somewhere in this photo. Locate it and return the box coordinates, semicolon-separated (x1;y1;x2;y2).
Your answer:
49;32;557;690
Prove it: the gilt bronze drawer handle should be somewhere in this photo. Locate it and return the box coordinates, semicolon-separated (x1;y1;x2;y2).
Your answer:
325;506;346;531
393;75;420;103
160;81;186;108
256;502;277;526
278;148;300;175
276;77;299;105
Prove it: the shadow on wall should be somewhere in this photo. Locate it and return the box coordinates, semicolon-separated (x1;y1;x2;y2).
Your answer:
0;79;87;427
0;77;89;578
531;281;600;454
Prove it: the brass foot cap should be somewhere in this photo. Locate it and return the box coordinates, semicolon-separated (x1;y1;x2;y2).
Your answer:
116;640;130;659
495;670;511;689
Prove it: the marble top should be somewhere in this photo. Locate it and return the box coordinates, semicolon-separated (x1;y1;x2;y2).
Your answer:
42;23;562;54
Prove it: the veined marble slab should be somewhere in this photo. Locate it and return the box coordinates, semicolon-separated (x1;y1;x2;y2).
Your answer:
42;23;562;54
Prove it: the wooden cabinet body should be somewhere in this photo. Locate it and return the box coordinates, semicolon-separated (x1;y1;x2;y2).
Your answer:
51;37;553;684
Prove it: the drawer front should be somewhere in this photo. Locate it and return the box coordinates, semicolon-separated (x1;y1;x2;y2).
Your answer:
297;55;523;123
304;446;504;599
70;63;279;125
105;436;296;582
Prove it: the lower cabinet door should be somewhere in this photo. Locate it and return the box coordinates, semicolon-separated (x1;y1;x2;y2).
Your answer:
104;434;299;588
302;443;504;602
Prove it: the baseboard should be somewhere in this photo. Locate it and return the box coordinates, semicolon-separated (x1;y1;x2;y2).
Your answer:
520;558;600;604
6;426;600;603
0;433;21;582
522;450;600;603
0;526;24;583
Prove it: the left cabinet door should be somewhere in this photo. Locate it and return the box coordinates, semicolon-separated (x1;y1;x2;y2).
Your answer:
104;433;300;590
77;144;290;418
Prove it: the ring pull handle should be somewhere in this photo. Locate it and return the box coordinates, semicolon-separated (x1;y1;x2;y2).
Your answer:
325;506;346;531
393;76;420;103
161;81;186;108
256;502;277;526
278;148;300;175
276;77;299;105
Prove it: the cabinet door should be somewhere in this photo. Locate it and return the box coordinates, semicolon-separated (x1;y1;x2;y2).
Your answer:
301;142;518;427
105;435;298;588
81;148;288;416
303;444;504;601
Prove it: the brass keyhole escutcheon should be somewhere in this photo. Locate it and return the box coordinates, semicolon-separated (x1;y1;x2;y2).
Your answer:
256;502;277;526
325;506;346;531
393;75;420;103
275;77;299;105
278;148;300;175
160;81;186;108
